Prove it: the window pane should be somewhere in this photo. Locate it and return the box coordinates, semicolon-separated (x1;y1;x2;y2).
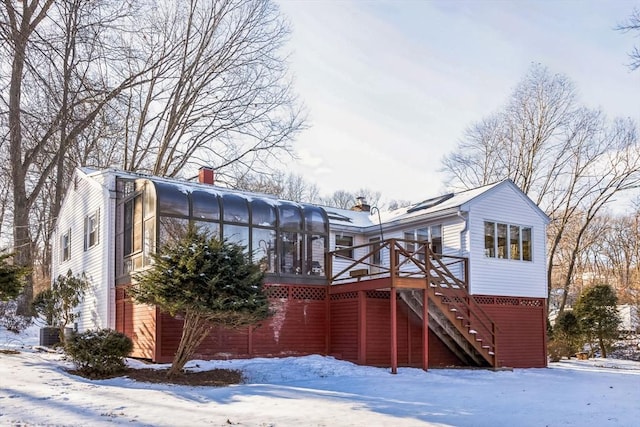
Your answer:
158;217;189;246
335;235;353;259
280;231;302;274
484;222;495;257
307;234;326;276
143;218;155;266
370;237;381;265
430;225;442;254
251;199;276;227
522;227;532;261
279;203;302;230
404;231;415;253
222;194;249;224
61;230;71;261
88;212;99;248
497;223;507;259
223;224;249;250
510;225;520;260
155;182;189;216
253;228;276;273
193;221;219;238
133;196;143;253
143;181;156;219
304;206;327;233
191;190;220;221
124;199;133;255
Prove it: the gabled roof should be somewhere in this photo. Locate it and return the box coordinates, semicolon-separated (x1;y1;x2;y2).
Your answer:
324;179;549;232
378;179;549;226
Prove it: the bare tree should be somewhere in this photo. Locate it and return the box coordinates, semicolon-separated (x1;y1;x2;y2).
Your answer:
616;7;640;70
586;212;640;307
0;0;164;312
441;64;640;315
1;0;301;312
233;170;320;203
118;0;304;182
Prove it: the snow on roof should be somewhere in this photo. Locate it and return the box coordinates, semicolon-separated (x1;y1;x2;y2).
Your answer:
377;181;504;225
81;169;541;229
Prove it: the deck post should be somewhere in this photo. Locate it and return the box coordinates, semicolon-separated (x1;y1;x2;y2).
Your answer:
358;290;367;365
422;289;429;371
390;287;398;374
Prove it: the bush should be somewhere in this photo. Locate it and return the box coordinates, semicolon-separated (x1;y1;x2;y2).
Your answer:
0;300;32;333
547;339;566;362
552;310;583;357
65;329;133;378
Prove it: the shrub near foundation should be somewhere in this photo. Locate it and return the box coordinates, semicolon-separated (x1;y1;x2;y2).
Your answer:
65;329;133;378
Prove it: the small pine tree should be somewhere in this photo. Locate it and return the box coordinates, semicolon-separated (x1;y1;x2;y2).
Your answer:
130;226;270;378
574;284;621;358
551;310;583;358
0;251;29;301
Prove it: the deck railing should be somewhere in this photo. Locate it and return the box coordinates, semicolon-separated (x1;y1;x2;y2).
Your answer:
327;238;467;285
327;238;498;366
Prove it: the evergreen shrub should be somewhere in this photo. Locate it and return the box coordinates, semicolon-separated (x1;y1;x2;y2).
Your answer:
65;329;133;378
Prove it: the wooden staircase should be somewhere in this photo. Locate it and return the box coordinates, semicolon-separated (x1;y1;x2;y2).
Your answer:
400;254;499;368
327;238;499;368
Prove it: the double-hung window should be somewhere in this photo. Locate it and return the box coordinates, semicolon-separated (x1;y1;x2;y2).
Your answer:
335;235;354;259
84;210;99;251
61;229;71;262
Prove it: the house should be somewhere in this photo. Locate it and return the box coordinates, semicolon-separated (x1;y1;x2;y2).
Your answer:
52;167;549;369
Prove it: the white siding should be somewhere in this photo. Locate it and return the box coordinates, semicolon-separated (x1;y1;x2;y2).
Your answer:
466;183;547;298
51;172;112;331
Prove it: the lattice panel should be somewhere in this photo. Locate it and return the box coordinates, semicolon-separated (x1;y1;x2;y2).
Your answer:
330;292;358;300
292;286;326;301
496;297;520;306
473;296;495;305
519;298;543;307
265;285;289;299
440;295;465;304
366;290;390;299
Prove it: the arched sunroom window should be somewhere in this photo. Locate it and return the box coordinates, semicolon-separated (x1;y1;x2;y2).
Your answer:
115;175;329;282
154;182;189;246
278;202;303;275
251;199;277;273
191;189;221;237
221;193;249;250
303;206;329;276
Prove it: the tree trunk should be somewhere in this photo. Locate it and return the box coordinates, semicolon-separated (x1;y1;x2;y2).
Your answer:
8;4;33;315
167;310;213;379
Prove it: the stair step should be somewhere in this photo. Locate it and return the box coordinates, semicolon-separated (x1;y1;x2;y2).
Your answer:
489;351;495;355
482;345;490;349
469;329;477;334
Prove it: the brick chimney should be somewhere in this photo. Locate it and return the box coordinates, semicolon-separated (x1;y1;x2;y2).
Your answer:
352;196;371;212
198;166;215;185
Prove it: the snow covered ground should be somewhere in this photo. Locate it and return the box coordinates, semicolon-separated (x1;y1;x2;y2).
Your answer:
1;326;639;427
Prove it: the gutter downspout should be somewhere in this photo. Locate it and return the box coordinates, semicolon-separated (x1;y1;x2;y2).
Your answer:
457;209;469;256
457;209;470;293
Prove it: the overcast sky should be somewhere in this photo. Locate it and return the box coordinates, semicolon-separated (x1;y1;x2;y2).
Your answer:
275;0;640;205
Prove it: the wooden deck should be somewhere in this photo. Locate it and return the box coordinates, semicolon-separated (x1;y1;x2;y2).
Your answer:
327;239;498;371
